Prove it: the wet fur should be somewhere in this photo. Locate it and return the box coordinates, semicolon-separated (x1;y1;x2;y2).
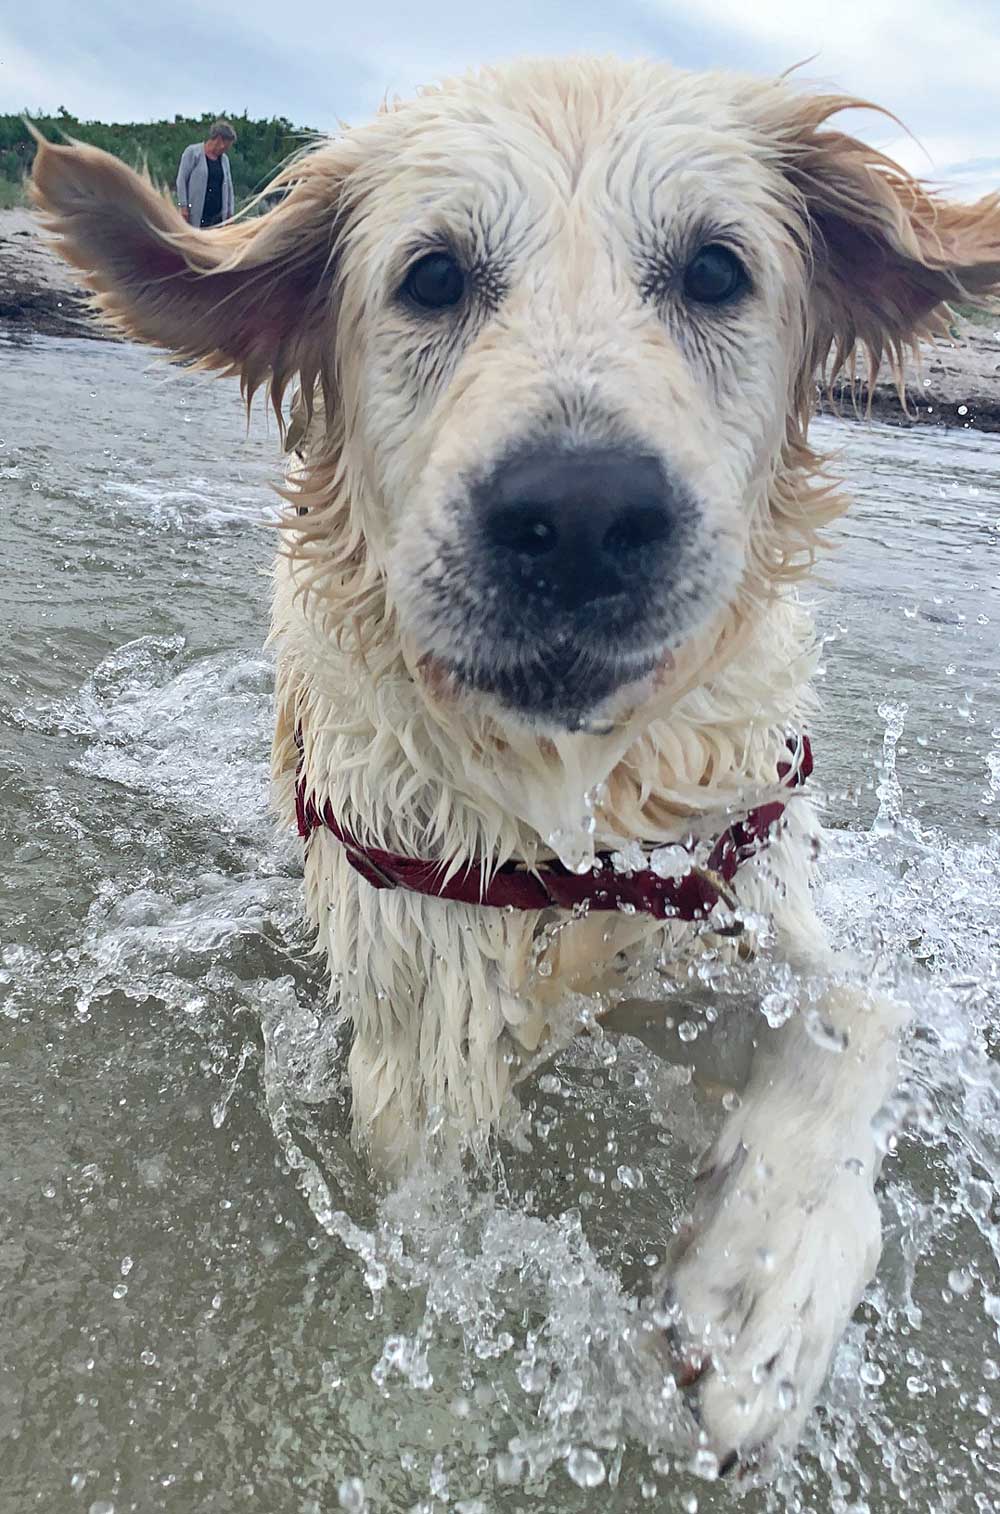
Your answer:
31;57;1000;1468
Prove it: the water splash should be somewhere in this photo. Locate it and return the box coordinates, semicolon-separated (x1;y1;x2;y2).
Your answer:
9;609;1000;1511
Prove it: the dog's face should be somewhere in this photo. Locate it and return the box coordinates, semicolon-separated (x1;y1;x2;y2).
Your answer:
339;75;805;729
32;61;1000;732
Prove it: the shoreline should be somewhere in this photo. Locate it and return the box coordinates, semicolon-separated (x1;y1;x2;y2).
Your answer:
3;207;1000;431
0;207;116;341
821;341;1000;434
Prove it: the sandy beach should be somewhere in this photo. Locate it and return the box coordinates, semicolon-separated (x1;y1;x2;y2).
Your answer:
3;205;1000;429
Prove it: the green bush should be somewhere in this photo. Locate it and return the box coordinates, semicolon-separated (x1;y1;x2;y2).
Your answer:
952;301;998;328
1;107;319;210
0;175;25;208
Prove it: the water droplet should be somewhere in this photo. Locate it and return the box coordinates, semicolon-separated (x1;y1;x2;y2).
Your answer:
140;1350;157;1366
611;840;646;875
566;1447;606;1487
547;825;594;874
70;1473;86;1492
337;1478;366;1511
677;1020;698;1043
948;1267;973;1296
88;1503;114;1514
871;1105;900;1155
616;1164;644;1189
958;404;969;415
112;1284;128;1300
649;843;691;881
761;990;794;1028
495;1450;525;1485
120;1257;134;1276
860;1360;885;1387
689;1446;721;1480
517;1359;548;1394
777;1378;797;1410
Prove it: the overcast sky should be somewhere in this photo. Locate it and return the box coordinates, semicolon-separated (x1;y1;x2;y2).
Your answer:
2;0;996;199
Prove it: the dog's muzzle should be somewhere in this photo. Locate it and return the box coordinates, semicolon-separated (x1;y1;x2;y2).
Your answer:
436;443;699;726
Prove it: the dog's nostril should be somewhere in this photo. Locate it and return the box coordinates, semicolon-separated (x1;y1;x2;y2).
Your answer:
603;503;671;559
486;509;559;558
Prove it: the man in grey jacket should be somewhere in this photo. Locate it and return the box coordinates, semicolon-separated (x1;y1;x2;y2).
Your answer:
176;121;237;228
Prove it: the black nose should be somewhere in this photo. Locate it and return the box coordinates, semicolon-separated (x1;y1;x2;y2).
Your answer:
475;447;676;612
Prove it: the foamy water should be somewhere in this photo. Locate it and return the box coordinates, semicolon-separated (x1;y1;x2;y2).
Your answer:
2;336;999;1512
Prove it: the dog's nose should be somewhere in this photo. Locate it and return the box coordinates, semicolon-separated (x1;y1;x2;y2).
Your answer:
476;447;676;612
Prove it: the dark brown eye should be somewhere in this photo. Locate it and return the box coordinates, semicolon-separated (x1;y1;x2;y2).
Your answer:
402;252;465;310
683;244;748;305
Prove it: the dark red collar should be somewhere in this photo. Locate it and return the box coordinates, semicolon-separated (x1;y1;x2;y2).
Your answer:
295;736;812;925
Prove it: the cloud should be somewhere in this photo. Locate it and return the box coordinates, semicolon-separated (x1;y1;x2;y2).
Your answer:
1;0;997;197
935;157;1000;202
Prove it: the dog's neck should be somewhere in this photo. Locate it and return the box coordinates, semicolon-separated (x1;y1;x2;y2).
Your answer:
273;559;818;872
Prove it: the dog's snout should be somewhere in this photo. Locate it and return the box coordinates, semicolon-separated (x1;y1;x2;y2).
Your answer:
477;448;676;611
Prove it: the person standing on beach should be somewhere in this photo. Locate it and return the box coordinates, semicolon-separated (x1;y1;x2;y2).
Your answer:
176;121;237;228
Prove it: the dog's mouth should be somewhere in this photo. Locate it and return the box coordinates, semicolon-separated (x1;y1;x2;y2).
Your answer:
397;454;733;731
418;639;668;730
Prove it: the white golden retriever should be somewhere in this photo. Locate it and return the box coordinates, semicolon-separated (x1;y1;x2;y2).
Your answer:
32;58;1000;1470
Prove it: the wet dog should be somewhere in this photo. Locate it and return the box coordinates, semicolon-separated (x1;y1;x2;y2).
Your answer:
31;57;1000;1468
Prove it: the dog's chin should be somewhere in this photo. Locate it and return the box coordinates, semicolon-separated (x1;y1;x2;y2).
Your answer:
418;646;666;732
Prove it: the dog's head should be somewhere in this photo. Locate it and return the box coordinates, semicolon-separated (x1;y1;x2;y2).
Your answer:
32;61;1000;732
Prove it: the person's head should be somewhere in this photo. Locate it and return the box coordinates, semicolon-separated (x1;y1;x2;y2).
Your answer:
206;121;236;157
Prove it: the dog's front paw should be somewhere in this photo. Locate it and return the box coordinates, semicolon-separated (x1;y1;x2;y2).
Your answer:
649;1118;882;1470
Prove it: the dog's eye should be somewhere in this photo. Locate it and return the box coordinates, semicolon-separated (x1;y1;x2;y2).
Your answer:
402;252;466;311
683;245;748;305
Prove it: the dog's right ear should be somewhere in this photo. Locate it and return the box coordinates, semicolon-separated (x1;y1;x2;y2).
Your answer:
30;132;361;420
761;93;1000;379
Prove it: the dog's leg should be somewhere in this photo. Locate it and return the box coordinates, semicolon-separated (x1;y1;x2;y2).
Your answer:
649;927;906;1469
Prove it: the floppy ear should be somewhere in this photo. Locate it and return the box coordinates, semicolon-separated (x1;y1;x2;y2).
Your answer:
30;132;361;421
767;93;1000;382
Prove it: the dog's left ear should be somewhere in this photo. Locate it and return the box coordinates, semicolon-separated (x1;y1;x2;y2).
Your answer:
768;93;1000;371
30;132;364;422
